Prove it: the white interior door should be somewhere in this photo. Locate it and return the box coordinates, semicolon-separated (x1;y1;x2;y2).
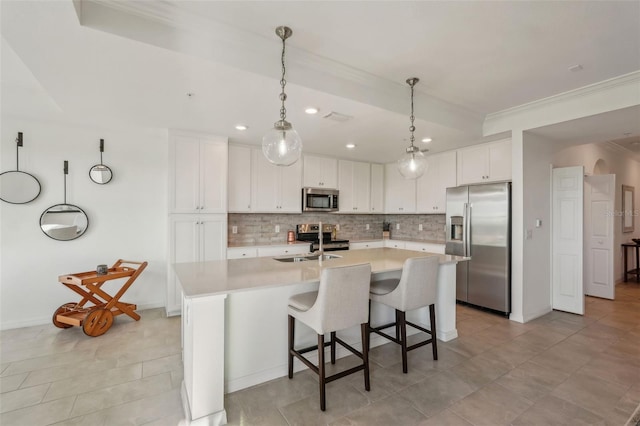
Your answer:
584;175;615;299
551;166;584;314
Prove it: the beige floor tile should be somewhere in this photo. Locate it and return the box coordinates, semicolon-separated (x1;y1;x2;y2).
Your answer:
477;340;539;369
444;335;495;358
448;354;511;390
511;327;567;352
21;357;119;388
407;345;469;373
279;381;370;426
511;394;606;425
1;348;97;377
69;372;172;417
551;372;630;418
0;372;27;393
450;383;533;426
0;395;75;426
496;360;569;402
577;352;640;388
43;362;142;402
417;409;473;426
330;394;426;425
0;383;49;414
142;353;182;377
528;338;592;374
398;370;476;417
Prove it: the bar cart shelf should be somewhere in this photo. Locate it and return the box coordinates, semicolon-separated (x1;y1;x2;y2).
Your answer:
53;259;148;337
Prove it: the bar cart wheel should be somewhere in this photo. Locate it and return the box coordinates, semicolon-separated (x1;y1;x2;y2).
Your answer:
83;307;114;337
52;303;77;329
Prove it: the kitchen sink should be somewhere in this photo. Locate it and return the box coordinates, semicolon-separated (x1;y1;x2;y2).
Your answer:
273;253;342;262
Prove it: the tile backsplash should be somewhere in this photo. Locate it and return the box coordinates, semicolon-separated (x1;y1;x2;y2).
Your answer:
228;213;445;245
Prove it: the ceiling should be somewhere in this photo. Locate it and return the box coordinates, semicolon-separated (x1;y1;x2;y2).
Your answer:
1;0;639;163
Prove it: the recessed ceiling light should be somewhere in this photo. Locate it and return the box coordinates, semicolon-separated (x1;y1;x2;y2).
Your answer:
421;137;432;143
305;107;319;115
235;124;248;131
345;143;356;149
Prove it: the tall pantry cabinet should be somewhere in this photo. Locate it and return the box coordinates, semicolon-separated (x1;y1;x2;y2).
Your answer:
167;130;228;316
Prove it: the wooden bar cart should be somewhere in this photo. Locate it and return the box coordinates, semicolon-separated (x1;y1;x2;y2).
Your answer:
53;259;148;337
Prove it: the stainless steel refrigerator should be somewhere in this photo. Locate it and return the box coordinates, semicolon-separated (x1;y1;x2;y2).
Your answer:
445;183;511;314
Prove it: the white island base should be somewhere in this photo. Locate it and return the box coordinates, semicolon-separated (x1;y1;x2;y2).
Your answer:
174;248;465;425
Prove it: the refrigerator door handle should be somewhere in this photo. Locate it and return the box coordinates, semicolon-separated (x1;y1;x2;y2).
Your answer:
465;203;472;257
463;203;468;257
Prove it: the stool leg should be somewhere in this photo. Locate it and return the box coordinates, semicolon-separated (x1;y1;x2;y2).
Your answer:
330;331;336;365
318;333;326;411
288;315;295;379
430;304;438;361
395;309;401;340
367;300;372;352
399;310;408;374
361;323;370;391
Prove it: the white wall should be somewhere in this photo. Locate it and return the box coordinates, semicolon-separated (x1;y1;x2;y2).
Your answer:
0;118;168;329
553;143;640;282
521;132;557;321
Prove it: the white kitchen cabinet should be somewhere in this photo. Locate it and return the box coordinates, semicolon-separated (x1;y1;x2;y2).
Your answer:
370;164;384;213
303;155;338;189
338;160;371;213
384;163;416;213
227;247;258;259
417;151;457;213
457;138;511;185
350;241;384;250
257;244;309;257
228;145;252;212
252;150;302;213
167;214;227;315
384;240;406;249
169;132;228;214
404;241;445;254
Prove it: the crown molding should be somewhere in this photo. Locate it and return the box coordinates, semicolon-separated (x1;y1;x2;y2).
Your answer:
486;71;640;122
602;140;640;163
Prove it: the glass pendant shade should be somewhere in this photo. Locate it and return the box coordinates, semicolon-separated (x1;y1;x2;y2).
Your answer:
262;120;302;166
397;146;428;179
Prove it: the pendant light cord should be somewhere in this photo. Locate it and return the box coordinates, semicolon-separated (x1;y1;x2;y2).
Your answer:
279;36;287;122
409;82;416;148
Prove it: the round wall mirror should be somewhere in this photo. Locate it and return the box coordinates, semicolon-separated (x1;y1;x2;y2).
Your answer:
0;170;41;204
40;203;89;241
89;164;113;184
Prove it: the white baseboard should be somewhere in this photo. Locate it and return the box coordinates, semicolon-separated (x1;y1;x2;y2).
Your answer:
0;301;165;331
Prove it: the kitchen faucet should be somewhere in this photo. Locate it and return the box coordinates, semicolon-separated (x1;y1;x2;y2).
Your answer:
318;221;323;255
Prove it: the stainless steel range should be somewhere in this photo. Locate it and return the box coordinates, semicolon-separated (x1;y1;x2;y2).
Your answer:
296;223;349;252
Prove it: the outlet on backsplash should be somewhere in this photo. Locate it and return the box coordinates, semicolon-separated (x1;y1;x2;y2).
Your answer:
418;224;423;231
366;224;370;230
275;225;280;233
396;223;400;230
232;226;238;234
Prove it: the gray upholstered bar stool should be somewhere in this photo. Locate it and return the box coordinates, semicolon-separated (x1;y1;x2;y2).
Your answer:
288;263;372;411
369;256;439;373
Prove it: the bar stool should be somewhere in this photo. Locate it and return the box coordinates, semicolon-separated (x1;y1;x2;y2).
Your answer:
369;256;439;373
288;263;372;411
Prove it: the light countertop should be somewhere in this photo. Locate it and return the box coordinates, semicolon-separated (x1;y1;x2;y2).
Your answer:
175;247;467;299
227;241;309;248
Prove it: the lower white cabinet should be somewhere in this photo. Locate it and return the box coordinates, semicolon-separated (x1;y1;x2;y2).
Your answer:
227;247;258;259
167;214;227;316
404;241;445;254
384;240;406;249
257;245;309;257
350;241;384;250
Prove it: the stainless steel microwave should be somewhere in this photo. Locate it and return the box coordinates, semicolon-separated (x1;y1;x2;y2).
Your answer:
302;188;339;212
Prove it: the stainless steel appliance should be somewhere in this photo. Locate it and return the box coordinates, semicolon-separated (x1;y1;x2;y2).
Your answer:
296;223;349;252
302;188;339;212
445;183;511;314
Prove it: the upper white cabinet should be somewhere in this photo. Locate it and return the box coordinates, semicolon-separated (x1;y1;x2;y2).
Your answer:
338;160;371;213
417;151;457;213
169;132;228;214
252;150;302;213
303;155;338;189
457;138;511;185
370;164;384;213
228;145;252;212
384;163;416;213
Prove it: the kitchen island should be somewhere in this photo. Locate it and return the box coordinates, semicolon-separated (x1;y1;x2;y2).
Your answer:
174;247;467;425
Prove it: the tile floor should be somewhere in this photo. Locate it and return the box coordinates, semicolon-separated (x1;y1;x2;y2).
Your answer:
1;282;639;426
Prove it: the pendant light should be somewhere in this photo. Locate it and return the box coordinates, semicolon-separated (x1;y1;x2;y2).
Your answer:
397;78;428;179
262;26;302;166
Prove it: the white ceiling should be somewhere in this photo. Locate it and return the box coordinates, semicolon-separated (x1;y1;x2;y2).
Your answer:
1;0;639;163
